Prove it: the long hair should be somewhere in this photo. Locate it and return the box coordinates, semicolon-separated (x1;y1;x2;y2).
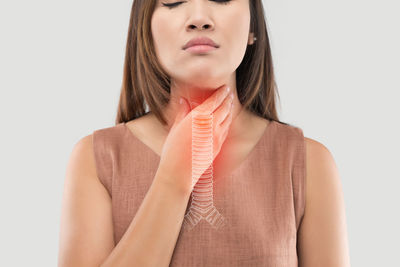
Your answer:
115;0;288;127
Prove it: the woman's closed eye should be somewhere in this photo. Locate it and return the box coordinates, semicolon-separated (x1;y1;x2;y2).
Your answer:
161;0;232;9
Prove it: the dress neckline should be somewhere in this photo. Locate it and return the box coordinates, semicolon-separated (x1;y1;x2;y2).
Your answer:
122;119;276;177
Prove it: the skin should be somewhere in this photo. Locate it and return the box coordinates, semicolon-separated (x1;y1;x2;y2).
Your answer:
58;0;351;266
141;0;352;264
147;0;265;177
298;139;352;266
150;0;256;139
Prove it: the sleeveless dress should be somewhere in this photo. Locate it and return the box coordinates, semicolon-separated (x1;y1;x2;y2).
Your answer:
92;119;306;266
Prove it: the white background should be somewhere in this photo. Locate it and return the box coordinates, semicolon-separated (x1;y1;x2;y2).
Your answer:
0;0;399;266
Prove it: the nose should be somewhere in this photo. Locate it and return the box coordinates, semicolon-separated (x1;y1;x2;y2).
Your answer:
185;5;215;32
187;23;213;31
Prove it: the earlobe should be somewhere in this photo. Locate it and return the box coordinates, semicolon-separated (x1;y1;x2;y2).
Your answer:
248;32;255;45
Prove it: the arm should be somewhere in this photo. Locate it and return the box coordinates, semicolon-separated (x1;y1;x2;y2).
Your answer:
58;134;191;267
101;167;191;267
297;137;351;267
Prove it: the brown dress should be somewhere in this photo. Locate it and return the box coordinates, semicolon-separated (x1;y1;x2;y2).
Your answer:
92;119;306;266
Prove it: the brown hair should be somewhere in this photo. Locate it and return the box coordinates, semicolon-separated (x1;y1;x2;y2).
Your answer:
115;0;288;126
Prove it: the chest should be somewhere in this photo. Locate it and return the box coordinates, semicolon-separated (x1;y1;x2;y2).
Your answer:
110;156;299;266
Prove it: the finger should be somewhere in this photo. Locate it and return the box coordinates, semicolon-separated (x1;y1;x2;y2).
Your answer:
192;85;231;115
213;92;233;125
220;102;234;130
173;97;191;126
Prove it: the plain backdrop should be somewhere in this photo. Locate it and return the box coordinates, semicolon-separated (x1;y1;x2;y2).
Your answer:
1;0;399;266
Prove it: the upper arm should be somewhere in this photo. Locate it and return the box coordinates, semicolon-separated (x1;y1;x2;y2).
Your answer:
297;137;351;267
58;134;114;267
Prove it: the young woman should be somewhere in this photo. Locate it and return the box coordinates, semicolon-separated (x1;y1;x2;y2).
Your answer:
58;0;351;266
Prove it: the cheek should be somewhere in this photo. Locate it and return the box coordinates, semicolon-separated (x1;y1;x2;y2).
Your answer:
151;14;174;56
230;7;250;44
151;13;177;75
224;8;251;66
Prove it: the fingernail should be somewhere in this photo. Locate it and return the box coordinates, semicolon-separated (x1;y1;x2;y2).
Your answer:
179;97;183;104
226;87;230;92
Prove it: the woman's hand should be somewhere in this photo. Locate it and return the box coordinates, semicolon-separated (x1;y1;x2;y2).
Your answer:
156;85;234;194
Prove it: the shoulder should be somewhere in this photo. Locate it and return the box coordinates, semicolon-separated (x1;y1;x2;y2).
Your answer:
69;131;114;195
303;136;340;205
69;123;125;185
271;120;304;138
298;136;351;266
304;137;338;181
124;113;162;136
60;134;115;265
93;122;126;139
268;121;305;154
70;134;94;166
66;134;99;187
91;123;129;156
304;136;332;157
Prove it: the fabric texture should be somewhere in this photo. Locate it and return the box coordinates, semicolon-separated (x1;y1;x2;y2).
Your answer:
92;119;306;266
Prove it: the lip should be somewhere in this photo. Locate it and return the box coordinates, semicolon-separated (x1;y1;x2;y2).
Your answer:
183;36;219;50
185;45;217;53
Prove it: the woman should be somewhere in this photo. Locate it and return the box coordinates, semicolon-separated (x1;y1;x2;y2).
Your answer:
58;0;351;266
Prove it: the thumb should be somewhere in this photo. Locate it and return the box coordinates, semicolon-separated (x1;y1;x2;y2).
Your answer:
174;97;191;125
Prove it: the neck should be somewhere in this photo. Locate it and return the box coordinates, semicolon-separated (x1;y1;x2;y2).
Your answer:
157;76;251;140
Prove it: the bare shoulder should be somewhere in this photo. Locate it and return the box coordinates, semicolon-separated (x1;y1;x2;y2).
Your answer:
304;137;333;160
69;134;96;175
303;137;345;204
304;137;334;165
66;133;106;184
298;136;351;267
58;134;114;266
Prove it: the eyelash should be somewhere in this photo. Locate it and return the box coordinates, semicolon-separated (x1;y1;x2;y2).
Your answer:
162;0;231;9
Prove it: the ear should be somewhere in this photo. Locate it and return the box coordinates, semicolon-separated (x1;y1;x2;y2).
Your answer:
248;32;255;45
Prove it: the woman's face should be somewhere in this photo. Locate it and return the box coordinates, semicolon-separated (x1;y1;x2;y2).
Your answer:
151;0;252;89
